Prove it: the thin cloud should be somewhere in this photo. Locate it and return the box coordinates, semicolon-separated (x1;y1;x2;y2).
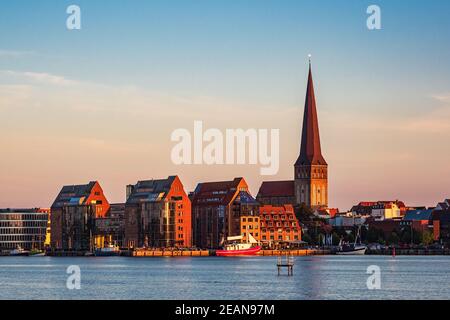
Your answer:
432;93;450;103
0;49;35;58
0;70;78;86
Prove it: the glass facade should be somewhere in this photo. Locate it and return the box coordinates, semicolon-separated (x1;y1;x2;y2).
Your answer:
0;209;49;250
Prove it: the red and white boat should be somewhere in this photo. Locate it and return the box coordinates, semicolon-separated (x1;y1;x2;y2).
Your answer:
216;234;261;256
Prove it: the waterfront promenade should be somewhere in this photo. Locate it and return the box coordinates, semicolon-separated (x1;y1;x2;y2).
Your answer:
21;247;450;257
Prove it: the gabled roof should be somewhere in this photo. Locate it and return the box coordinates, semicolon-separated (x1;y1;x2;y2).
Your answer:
51;181;97;208
257;180;294;198
404;209;433;221
191;177;246;206
234;191;259;205
295;63;327;166
126;176;177;204
437;202;449;210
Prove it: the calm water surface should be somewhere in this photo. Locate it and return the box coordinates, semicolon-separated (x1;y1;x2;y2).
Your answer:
0;256;449;300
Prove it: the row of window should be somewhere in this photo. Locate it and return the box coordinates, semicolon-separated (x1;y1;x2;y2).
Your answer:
261;229;299;234
260;215;295;221
261;222;297;228
241;224;259;230
261;235;299;241
0;228;47;235
0;221;48;227
0;214;48;221
0;235;46;241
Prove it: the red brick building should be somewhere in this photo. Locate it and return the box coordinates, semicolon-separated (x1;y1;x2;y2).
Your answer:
50;181;110;250
259;204;302;247
124;175;191;248
191;177;259;249
256;181;295;206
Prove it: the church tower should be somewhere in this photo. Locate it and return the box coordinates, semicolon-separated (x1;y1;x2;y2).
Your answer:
294;61;328;208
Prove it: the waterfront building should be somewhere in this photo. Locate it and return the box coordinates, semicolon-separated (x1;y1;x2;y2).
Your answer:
432;210;450;243
257;62;328;209
95;203;125;248
0;208;49;251
313;207;339;219
191;177;259;249
256;181;295;206
124;176;191;248
259;205;302;247
403;209;433;231
328;214;366;229
240;215;260;242
371;201;404;220
351;200;406;220
50;181;110;250
351;202;378;216
235;191;260;242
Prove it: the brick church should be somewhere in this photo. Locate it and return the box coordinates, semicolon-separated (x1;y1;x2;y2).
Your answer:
257;61;328;209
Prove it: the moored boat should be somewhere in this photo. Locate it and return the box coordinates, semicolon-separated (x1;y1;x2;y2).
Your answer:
29;249;45;257
9;246;30;256
336;225;367;255
216;234;261;257
335;244;367;255
94;244;121;256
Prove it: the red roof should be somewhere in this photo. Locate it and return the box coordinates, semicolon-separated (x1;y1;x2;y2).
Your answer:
257;180;295;198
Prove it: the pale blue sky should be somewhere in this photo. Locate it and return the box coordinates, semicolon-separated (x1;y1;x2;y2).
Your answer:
1;0;450;209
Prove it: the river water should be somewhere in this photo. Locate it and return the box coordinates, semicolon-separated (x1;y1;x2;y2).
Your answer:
0;255;448;300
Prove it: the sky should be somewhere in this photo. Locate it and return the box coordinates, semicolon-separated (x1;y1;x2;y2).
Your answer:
1;0;450;210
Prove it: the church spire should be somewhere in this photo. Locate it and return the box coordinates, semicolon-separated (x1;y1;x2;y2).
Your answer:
295;60;327;166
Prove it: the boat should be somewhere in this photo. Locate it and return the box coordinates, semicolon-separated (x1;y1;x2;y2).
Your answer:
336;226;367;255
216;233;261;257
94;243;121;256
9;246;30;256
29;249;45;257
335;243;367;255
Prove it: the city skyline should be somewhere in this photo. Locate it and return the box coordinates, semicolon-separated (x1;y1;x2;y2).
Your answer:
1;0;450;210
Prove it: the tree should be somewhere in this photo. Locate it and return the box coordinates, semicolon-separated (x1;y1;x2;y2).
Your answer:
422;230;434;246
367;227;385;244
295;203;314;223
387;232;399;245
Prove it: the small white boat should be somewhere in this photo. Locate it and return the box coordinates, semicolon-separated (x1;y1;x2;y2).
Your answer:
29;248;45;256
336;226;367;255
29;252;45;257
336;244;367;255
94;244;121;256
9;246;30;256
